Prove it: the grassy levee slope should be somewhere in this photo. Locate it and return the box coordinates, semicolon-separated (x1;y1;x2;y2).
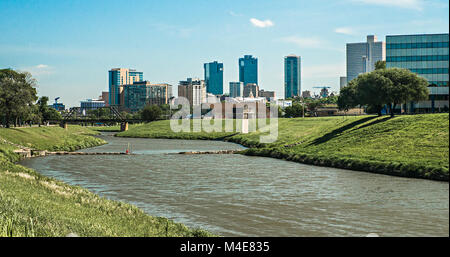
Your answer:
0;126;212;237
116;114;449;181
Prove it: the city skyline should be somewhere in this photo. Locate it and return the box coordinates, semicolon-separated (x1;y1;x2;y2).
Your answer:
0;0;449;107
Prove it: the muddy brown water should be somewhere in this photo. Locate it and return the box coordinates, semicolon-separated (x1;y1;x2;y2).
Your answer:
19;133;449;236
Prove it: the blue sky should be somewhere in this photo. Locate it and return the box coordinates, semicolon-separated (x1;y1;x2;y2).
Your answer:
0;0;448;107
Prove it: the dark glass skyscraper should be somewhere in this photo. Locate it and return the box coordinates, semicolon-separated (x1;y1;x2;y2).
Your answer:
239;55;258;86
204;61;224;95
284;55;301;99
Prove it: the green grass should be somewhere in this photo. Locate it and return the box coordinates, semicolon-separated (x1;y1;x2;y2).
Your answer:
0;125;213;237
0;125;106;151
116;114;449;181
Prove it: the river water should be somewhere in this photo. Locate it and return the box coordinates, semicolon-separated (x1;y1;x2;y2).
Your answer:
19;133;449;236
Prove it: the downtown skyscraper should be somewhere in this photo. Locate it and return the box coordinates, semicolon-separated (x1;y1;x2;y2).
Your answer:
284;55;301;99
239;55;258;86
346;35;385;83
204;61;224;95
108;68;143;106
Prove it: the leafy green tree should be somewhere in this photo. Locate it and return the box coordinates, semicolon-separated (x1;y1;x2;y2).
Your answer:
337;80;358;113
141;105;162;122
338;67;429;117
355;71;392;116
0;69;38;127
284;103;305;118
378;68;429;117
375;60;386;70
306;101;322;115
37;96;62;123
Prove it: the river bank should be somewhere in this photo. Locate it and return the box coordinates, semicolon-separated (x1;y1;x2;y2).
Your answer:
0;125;213;237
20;132;449;236
115;114;449;181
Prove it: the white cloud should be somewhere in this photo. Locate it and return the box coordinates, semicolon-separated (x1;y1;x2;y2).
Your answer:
352;0;424;10
250;18;274;28
36;64;49;69
334;27;354;35
21;64;54;77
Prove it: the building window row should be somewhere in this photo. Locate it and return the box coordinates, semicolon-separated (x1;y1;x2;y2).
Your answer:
428;81;449;86
386;42;449;49
387;55;449;62
409;68;449;74
430;95;450;100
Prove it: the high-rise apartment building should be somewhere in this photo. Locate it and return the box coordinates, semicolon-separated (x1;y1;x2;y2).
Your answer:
239;55;258;86
229;82;244;98
386;33;449;112
346;35;385;83
204;61;224;95
178;78;206;106
284;55;301;99
108;68;143;106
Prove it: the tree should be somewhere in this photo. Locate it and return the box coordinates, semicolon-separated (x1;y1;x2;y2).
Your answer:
378;68;429;117
284;103;305;118
337;80;358;113
355;71;392;116
37;96;62;124
375;60;386;70
141;105;162;122
337;67;429;117
0;69;38;128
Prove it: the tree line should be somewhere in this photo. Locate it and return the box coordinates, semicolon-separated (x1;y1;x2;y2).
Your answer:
338;61;429;116
0;69;61;128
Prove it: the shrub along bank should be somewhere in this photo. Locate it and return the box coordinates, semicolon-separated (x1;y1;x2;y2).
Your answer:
116;114;449;181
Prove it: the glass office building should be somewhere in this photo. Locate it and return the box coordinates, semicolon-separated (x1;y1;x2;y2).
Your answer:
284;55;301;99
123;81;171;112
204;61;224;95
108;68;143;106
239;55;258;86
229;82;244;98
346;35;385;83
386;33;449;112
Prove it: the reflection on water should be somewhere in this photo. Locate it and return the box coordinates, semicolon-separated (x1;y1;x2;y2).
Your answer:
19;133;449;236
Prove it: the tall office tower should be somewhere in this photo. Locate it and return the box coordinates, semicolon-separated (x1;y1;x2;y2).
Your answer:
346;35;385;83
239;55;258;86
229;82;244;98
386;33;449;113
339;76;347;90
108;68;144;106
284;55;301;99
204;61;224;95
178;78;206;106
